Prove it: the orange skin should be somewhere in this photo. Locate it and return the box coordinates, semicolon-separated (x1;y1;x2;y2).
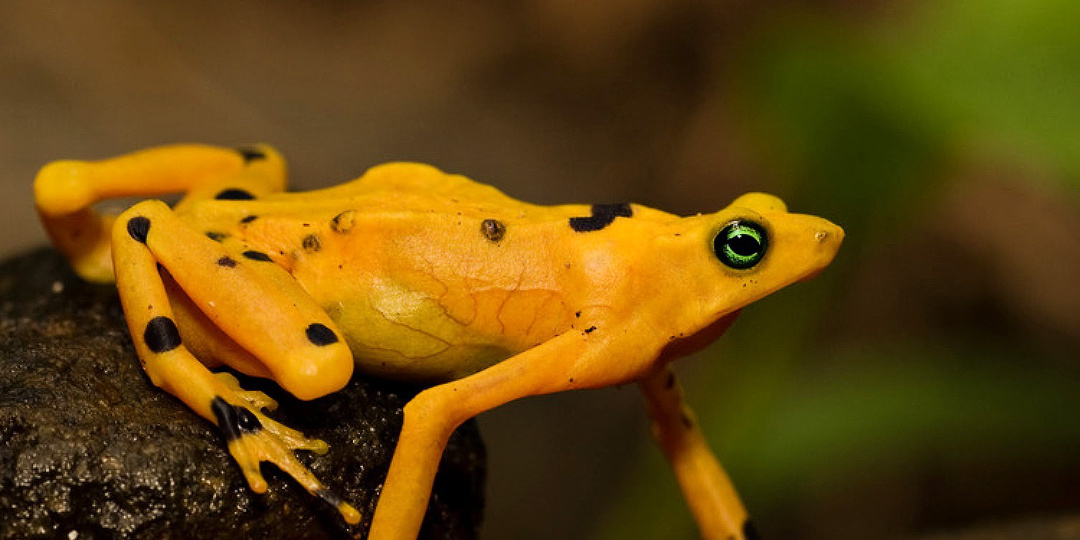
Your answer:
35;144;843;539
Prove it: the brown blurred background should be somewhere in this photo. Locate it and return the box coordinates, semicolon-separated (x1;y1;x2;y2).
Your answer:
2;1;1078;539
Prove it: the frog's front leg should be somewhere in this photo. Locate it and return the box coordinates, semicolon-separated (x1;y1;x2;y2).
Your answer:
639;365;758;540
110;199;360;524
368;330;604;540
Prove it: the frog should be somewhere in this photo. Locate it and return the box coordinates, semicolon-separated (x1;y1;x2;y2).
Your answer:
33;143;843;540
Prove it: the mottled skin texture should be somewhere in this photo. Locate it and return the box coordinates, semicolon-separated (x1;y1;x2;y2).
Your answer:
34;144;843;540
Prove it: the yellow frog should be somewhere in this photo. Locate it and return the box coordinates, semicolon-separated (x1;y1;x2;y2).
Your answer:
33;144;842;540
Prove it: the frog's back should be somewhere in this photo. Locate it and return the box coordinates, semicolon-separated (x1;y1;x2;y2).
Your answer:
204;163;671;382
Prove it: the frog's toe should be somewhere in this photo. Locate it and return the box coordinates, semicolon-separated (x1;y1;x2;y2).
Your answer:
213;372;279;411
253;410;329;454
213;397;354;521
236;389;279;412
316;489;363;525
230;428;356;522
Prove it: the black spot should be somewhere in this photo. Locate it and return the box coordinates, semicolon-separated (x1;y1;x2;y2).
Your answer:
217;256;237;268
215;188;255;200
144;316;181;353
205;231;227;242
665;371;676;389
210;397;263;443
575;311;582;318
568;203;632;233
480;219;506;242
743;519;761;540
236;146;267;163
330;210;356;234
242;250;273;262
236;408;261;431
127;216;150;243
239;215;258;224
584;326;597;334
306;323;338;346
681;413;694;428
302;234;321;253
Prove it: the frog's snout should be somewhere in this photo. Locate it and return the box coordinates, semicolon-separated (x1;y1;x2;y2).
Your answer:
799;220;844;282
814;222;844;247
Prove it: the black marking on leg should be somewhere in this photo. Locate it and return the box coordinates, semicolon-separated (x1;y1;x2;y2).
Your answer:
743;519;761;540
568;203;632;233
215;188;256;201
205;231;228;242
217;256;237;268
665;371;676;389
127;216;151;243
306;323;339;346
144;316;181;353
240;215;259;224
302;234;321;253
210;396;263;443
316;488;343;507
236;146;267;163
330;210;356;234
480;219;506;243
583;326;597;334
242;250;273;262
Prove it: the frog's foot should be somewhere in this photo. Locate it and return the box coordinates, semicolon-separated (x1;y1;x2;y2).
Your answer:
213;371;279;411
212;398;360;524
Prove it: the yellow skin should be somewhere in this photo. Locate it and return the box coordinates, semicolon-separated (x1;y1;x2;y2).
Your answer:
34;144;843;540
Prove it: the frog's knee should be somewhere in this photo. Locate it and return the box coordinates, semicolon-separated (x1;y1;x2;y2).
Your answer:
34;160;95;216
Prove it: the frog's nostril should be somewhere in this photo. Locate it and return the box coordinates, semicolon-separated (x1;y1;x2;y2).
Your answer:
814;223;845;247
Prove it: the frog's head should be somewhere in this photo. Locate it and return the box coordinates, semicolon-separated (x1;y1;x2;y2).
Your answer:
652;192;843;343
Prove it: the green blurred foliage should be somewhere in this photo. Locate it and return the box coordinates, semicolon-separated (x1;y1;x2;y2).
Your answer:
594;0;1080;538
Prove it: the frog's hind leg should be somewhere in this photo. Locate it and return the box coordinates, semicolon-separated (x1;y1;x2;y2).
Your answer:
34;144;285;283
109;198;360;524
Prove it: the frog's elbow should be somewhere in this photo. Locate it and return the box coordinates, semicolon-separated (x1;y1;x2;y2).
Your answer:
276;345;355;401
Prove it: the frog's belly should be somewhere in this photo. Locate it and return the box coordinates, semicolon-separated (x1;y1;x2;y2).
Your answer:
323;291;522;383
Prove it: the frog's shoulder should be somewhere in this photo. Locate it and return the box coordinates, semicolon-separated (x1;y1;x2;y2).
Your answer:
310;162;523;208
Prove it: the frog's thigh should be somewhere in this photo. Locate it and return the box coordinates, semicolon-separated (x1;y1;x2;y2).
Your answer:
34;144;285;283
368;332;591;540
639;365;756;540
110;200;360;524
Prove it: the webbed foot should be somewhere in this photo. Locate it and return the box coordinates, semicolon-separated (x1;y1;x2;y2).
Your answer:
210;395;360;524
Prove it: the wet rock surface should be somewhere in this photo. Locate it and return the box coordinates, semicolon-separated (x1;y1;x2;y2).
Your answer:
0;248;485;539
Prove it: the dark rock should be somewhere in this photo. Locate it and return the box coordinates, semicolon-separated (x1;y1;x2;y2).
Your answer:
0;248;485;539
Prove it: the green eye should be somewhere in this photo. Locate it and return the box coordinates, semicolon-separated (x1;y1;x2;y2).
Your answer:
714;220;768;269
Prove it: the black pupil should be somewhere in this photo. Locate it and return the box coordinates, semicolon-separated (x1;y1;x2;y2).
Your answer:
728;232;760;256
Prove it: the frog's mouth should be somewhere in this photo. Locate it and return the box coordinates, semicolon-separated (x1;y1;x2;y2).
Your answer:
799;267;827;282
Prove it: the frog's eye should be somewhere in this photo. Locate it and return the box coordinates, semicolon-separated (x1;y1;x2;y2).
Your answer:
714;220;768;269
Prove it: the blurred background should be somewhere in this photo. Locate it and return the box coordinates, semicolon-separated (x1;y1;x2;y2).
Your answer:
1;1;1078;538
